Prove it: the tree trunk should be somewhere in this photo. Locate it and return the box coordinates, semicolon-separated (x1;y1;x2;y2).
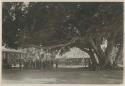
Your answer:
80;47;98;70
88;37;105;69
114;44;123;68
103;40;114;69
88;49;98;70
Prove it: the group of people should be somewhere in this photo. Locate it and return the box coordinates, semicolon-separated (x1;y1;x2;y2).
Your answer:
2;57;58;70
23;60;54;69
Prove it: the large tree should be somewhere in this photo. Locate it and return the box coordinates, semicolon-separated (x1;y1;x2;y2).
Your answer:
2;2;123;70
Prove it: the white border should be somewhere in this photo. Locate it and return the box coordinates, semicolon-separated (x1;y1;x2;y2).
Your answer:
1;0;125;2
0;0;124;86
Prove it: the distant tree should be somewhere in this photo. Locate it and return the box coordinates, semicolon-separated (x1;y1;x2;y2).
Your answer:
2;2;27;48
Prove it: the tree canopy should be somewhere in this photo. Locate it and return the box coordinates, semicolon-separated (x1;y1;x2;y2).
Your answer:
2;2;123;70
2;2;123;49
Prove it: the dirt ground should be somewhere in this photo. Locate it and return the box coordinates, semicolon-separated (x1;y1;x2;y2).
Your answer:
2;68;123;84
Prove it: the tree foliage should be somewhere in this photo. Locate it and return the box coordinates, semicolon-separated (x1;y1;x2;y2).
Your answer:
2;2;123;69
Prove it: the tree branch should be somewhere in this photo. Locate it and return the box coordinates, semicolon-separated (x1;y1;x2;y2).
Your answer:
44;37;81;49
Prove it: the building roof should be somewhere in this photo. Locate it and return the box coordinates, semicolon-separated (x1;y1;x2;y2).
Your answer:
2;46;25;53
56;47;90;59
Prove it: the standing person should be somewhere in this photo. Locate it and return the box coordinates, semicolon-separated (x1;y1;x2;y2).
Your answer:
87;58;91;70
28;60;31;69
50;60;54;69
43;61;45;69
34;60;37;69
31;60;33;69
39;60;42;69
36;60;39;69
55;60;58;68
19;59;22;70
24;60;27;69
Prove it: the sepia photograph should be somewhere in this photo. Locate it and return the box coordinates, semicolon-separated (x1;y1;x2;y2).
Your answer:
1;1;124;84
